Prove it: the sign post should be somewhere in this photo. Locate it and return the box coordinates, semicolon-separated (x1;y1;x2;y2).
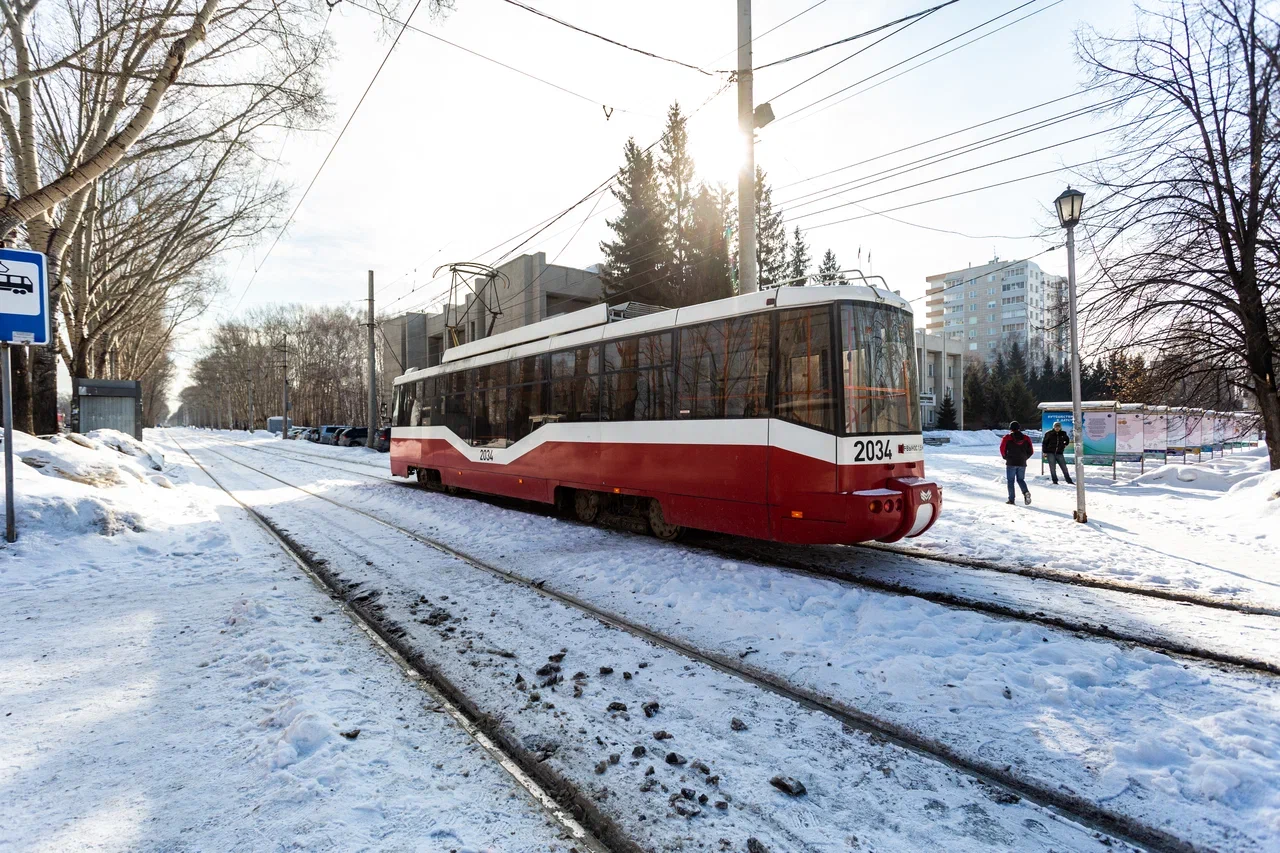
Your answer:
0;247;51;544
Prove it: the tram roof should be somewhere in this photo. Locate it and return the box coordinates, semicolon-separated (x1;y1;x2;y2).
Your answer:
395;284;911;385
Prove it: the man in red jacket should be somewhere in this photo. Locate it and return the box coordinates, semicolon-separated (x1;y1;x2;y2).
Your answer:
1000;421;1035;505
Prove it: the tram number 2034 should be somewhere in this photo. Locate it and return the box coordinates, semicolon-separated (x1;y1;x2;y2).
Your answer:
849;438;895;462
478;448;495;462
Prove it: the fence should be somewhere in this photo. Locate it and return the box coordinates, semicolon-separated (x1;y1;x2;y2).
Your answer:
1036;402;1264;479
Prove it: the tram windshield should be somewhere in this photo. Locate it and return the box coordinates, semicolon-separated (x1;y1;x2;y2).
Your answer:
839;302;920;435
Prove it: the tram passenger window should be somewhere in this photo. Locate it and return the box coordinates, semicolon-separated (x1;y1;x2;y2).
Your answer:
550;346;600;422
444;370;471;442
507;355;546;442
420;377;440;426
471;364;509;447
774;307;835;432
677;317;768;419
394;383;412;427
839;302;919;435
604;334;672;421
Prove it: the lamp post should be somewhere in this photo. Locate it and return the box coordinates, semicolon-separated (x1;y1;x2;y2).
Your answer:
1055;186;1087;523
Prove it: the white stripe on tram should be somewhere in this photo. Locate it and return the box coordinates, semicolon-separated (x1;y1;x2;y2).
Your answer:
392;420;925;467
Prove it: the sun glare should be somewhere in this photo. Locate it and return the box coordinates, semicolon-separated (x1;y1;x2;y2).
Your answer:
690;125;747;187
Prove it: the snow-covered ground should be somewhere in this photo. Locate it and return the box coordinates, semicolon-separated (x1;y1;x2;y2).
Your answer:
0;430;585;851
6;426;1279;851
918;430;1280;609
176;429;1280;851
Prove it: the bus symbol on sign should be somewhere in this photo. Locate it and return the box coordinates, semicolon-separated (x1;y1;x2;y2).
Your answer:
0;249;49;346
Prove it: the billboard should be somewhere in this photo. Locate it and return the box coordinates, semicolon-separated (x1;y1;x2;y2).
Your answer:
1041;411;1074;456
1142;413;1167;459
1168;413;1188;462
1082;410;1116;465
1115;412;1144;462
1185;413;1205;459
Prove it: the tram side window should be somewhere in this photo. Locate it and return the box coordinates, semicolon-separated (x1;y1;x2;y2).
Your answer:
420;377;440;426
443;370;472;442
677;316;769;419
774;307;835;432
472;363;509;447
550;346;600;422
839;303;919;435
394;382;413;427
507;355;546;442
604;333;672;421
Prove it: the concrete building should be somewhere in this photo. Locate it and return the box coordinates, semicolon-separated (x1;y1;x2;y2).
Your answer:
379;252;604;405
914;330;965;429
924;257;1067;368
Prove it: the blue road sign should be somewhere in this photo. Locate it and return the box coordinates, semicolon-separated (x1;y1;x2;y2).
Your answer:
0;248;49;346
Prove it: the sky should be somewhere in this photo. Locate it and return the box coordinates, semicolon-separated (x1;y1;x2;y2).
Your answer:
175;0;1140;396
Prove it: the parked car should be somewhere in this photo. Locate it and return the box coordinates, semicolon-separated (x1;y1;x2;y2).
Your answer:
318;425;347;445
338;427;368;447
373;426;390;453
303;427;321;442
295;427;317;442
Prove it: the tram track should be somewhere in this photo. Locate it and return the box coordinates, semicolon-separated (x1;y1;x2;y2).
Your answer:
175;432;1250;853
165;432;621;853
205;434;1280;677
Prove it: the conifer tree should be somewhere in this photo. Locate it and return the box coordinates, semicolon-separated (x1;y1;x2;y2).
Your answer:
1005;373;1038;427
1007;341;1029;377
816;249;844;285
787;226;811;286
658;103;695;301
964;359;990;428
936;390;959;429
600;138;668;305
685;184;733;305
754;166;788;288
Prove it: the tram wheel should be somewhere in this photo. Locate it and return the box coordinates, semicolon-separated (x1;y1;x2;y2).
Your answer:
574;490;600;523
647;499;681;541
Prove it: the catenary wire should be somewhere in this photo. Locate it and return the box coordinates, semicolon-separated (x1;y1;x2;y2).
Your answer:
753;1;960;71
230;0;428;315
775;0;1056;122
780;0;1069;126
494;0;722;76
764;5;946;103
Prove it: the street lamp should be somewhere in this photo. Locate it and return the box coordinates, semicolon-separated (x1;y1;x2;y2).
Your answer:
1055;186;1087;523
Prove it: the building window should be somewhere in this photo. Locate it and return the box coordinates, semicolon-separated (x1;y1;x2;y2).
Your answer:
969;316;977;324
968;290;977;297
968;330;976;339
969;343;978;351
927;363;934;378
987;341;997;350
988;327;997;335
987;301;996;309
947;364;954;379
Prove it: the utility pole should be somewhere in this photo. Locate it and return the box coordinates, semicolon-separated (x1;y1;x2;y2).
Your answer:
279;333;290;439
248;366;255;432
366;270;378;448
737;0;758;294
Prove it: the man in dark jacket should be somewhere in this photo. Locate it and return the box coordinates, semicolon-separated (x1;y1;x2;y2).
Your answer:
1041;421;1074;485
999;421;1034;505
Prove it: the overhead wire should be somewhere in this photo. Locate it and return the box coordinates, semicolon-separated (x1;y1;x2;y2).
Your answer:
756;0;959;73
230;0;428;315
764;5;947;103
494;0;723;76
774;0;1055;123
342;0;645;114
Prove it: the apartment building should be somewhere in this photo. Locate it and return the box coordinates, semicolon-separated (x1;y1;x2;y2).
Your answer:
924;257;1067;367
914;329;965;429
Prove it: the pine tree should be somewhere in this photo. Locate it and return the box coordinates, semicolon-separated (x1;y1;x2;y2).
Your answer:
963;359;990;429
600;138;668;305
816;249;844;285
787;226;811;286
658;102;695;302
936;391;959;429
685;184;733;305
1005;373;1038;427
1007;340;1029;378
754;166;788;288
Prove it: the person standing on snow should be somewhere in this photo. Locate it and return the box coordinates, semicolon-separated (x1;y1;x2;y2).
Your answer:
1042;421;1074;485
1000;421;1035;505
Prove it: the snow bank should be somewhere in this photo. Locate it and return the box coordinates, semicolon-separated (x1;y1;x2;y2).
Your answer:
924;429;1004;446
1218;469;1280;521
1130;463;1242;491
86;428;164;470
3;430;171;535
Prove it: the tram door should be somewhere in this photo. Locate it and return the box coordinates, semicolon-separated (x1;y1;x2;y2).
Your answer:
767;307;838;518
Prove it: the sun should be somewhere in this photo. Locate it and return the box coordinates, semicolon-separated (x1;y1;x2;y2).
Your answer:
689;124;747;187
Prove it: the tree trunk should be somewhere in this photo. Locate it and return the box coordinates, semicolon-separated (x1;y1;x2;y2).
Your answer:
10;345;31;432
32;310;58;433
1255;372;1280;471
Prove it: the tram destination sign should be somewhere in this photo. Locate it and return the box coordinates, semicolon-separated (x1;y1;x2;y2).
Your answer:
0;247;50;346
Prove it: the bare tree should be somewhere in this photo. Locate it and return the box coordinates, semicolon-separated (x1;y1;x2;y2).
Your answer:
1076;0;1280;468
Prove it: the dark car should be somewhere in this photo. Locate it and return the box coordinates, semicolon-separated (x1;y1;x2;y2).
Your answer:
374;426;390;453
338;427;368;447
318;425;347;445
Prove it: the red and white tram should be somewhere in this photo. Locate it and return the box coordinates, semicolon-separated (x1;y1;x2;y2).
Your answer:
390;285;940;544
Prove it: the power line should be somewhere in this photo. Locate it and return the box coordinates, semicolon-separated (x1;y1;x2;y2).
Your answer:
775;0;1052;122
773;83;1112;193
231;0;428;315
789;111;1177;222
344;0;642;114
754;0;959;72
764;6;944;103
781;0;1068;126
494;0;723;76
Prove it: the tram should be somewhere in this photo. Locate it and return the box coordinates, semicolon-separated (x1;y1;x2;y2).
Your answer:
390;284;940;544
